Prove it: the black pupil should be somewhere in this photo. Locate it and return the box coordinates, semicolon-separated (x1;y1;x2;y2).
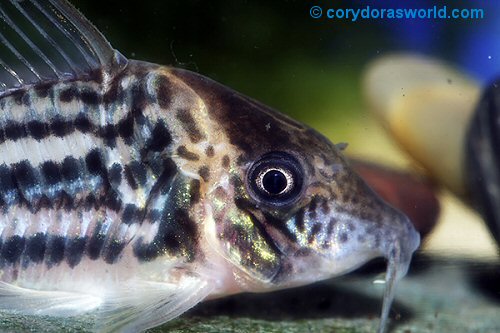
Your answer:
262;170;288;195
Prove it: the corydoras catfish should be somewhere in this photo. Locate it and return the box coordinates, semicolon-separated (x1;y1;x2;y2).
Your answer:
0;1;419;332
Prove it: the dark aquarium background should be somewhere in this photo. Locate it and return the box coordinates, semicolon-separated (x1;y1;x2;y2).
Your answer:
72;0;499;127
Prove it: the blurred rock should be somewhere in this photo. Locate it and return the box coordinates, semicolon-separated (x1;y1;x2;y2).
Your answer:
466;79;500;248
363;54;480;197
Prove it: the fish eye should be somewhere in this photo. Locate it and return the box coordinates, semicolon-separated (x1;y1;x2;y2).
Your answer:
248;152;304;206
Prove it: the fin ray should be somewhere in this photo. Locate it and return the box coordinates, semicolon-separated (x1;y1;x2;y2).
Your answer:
11;0;81;77
0;29;39;84
0;5;59;81
0;0;128;96
31;0;100;70
0;57;24;86
47;0;114;68
97;275;213;333
0;281;101;316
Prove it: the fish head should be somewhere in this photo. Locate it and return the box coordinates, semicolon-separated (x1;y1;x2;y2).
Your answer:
171;69;420;293
221;139;421;291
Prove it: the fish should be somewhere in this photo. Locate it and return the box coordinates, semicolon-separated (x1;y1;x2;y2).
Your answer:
0;1;420;332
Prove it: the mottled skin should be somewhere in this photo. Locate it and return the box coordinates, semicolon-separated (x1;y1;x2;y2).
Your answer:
169;67;419;291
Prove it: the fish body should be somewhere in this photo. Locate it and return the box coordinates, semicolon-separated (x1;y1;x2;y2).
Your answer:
0;1;420;332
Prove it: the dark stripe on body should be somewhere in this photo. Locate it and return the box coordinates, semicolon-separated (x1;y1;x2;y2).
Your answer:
0;117;143;148
41;161;62;186
102;239;126;264
0;76;172;149
25;233;47;264
13;161;42;205
46;235;65;267
0;66;187;269
0;150;116;212
122;204;145;225
108;163;123;187
0;156;180;268
66;236;87;268
59;87;100;105
28;121;49;140
4;121;27;141
34;83;52;99
0;235;25;264
0;163;20;206
87;222;106;260
1;227;132;268
128;82;148;129
124;161;148;189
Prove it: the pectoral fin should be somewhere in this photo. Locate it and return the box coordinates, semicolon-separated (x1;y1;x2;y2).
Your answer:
0;281;102;316
96;275;214;333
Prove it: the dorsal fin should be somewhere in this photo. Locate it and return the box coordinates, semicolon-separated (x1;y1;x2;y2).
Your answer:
0;0;127;96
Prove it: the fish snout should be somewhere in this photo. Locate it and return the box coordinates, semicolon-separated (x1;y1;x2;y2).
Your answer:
317;201;420;279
